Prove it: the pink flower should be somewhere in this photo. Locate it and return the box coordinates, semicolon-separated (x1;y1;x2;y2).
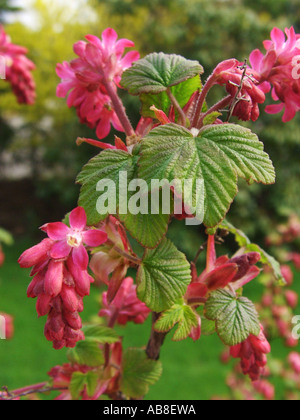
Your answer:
90;216;132;302
18;207;107;349
230;325;271;381
56;28;139;139
42;206;107;270
186;236;261;302
288;352;300;374
99;277;150;326
0;26;36;104
285;290;298;308
0;248;5;267
250;27;300;122
214;59;266;121
281;265;294;285
253;380;275;400
0;312;14;339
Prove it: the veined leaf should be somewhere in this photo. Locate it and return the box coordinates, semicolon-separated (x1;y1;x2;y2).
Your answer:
121;348;162;398
140;76;201;120
82;325;119;344
77;149;170;248
68;340;104;367
137;238;191;312
219;220;284;284
121;52;203;95
154;300;199;341
139;123;275;228
70;371;99;400
204;289;260;346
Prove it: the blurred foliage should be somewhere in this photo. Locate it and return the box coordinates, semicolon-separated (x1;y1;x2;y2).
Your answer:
0;0;299;241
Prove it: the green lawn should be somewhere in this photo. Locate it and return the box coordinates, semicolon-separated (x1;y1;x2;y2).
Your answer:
0;238;299;400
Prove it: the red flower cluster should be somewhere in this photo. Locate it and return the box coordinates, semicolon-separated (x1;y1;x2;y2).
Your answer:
56;28;139;139
186;235;261;302
18;207;107;349
250;27;300;122
99;277;150;326
0;26;36;104
214;59;266;121
230;325;271;381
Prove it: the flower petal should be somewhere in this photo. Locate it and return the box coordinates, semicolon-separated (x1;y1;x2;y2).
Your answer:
69;207;87;230
72;245;89;270
46;222;70;240
83;229;107;247
50;240;71;259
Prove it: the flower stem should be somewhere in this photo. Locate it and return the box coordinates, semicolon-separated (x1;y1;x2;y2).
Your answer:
191;74;216;128
146;312;168;360
197;95;232;128
106;239;141;266
0;383;67;400
102;79;135;138
166;88;186;126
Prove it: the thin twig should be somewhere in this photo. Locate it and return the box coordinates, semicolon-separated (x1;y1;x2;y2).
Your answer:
0;384;68;400
226;59;248;122
197;95;232;128
146;313;169;361
166;88;186;126
106;239;141;266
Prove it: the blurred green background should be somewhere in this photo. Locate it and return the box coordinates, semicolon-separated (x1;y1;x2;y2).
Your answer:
0;0;299;400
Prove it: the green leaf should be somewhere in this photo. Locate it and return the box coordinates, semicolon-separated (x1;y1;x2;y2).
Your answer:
0;228;13;246
204;289;260;346
203;111;222;126
139;123;275;228
137;238;191;312
140;76;201;120
77;150;170;248
154;301;199;341
70;371;99;400
121;348;162;398
246;244;285;286
121;52;203;95
219;220;285;284
197;307;216;336
82;325;119;344
68;340;104;367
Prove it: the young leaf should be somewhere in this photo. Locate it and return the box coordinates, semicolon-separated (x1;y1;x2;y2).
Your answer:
139;123;275;228
77;150;170;248
121;348;162;398
82;325;119;344
70;371;99;400
204;289;260;346
68;340;104;367
197;307;216;336
137;238;191;312
154;301;199;341
140;76;201;120
219;220;285;284
121;52;203;95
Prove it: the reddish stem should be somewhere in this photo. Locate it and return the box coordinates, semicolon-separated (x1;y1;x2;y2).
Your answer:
206;235;216;272
102;78;135;138
197;95;232;128
191;74;216;128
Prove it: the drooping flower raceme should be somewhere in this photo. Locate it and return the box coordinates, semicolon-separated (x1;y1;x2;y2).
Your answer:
18;207;107;349
56;28;140;139
99;277;150;327
250;27;300;122
230;325;271;381
0;26;36;105
214;59;266;121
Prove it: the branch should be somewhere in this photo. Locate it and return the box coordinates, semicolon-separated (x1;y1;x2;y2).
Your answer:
146;312;169;360
197;95;232;128
0;384;68;400
226;59;248;122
